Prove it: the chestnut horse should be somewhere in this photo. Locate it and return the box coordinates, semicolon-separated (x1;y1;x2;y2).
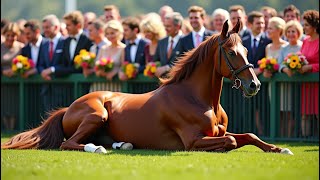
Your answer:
1;20;292;154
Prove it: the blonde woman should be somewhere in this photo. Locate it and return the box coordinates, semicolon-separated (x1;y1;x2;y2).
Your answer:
277;20;304;137
140;17;166;63
263;16;288;78
92;20;125;92
1;22;24;130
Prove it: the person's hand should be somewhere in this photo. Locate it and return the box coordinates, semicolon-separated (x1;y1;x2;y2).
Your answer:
41;68;52;81
95;69;104;77
155;66;168;77
118;71;128;81
2;69;14;77
82;67;92;78
298;65;312;74
106;72;115;81
253;68;262;76
262;69;273;78
282;67;293;77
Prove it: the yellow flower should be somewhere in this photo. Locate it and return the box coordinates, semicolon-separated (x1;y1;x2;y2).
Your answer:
297;63;301;69
289;62;296;69
260;63;266;69
12;64;17;72
79;49;88;55
290;55;299;64
74;55;82;65
270;58;277;65
150;66;156;73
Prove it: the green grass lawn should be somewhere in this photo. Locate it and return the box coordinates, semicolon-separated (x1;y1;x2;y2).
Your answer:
1;137;319;180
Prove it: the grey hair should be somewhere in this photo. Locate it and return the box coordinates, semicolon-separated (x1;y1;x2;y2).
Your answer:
212;8;230;20
165;12;183;27
42;14;60;27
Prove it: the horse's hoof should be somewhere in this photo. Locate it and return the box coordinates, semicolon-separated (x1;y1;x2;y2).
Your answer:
280;148;294;155
120;143;133;150
95;146;108;154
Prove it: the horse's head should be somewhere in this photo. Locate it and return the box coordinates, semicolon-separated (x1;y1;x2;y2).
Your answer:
216;19;260;97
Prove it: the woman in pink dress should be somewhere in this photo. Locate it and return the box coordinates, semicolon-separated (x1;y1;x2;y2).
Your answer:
299;10;319;137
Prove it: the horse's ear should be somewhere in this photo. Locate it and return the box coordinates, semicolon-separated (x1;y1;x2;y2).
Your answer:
231;18;242;34
221;20;229;38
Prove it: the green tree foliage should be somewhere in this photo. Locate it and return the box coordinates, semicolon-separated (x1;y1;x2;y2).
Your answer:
1;0;319;21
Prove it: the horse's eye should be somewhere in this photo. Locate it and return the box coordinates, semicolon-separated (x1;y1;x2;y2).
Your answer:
228;51;236;56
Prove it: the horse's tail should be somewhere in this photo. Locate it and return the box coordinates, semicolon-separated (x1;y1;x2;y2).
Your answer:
1;108;68;150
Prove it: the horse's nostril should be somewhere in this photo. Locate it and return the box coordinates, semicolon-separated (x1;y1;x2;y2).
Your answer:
250;81;256;90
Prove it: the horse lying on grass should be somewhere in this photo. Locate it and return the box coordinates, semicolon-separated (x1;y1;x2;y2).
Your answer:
1;20;293;155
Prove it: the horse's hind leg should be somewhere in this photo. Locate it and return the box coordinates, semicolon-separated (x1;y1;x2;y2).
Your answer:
60;106;108;152
225;132;282;153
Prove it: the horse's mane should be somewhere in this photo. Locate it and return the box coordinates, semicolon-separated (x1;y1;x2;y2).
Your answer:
160;33;241;86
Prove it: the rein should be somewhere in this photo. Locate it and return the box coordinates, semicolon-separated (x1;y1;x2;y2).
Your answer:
217;36;253;89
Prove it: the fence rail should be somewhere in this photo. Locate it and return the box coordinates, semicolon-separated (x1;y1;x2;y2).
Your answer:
1;73;319;142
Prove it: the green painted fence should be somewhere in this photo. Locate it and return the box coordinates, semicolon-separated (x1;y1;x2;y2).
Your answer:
1;73;319;142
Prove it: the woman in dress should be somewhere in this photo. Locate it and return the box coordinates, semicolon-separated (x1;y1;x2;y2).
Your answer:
1;22;25;130
277;20;304;137
299;10;319;137
140;15;166;63
92;20;125;92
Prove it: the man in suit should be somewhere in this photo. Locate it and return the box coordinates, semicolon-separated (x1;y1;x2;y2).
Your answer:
60;10;93;76
119;17;148;81
242;11;271;136
37;14;67;113
229;5;250;39
20;19;46;78
154;12;184;78
242;11;271;75
178;6;213;54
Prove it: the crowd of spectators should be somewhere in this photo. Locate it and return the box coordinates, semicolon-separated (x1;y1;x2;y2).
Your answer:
1;4;319;138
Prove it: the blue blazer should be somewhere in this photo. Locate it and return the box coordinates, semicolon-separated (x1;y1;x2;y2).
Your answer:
20;37;47;71
37;36;65;77
154;35;183;67
60;33;93;75
124;38;148;73
178;29;213;54
242;34;271;67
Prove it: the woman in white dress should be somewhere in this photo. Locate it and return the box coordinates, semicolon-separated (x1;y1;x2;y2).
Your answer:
91;20;125;92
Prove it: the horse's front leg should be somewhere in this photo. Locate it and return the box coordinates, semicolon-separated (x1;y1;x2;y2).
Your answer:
225;132;293;154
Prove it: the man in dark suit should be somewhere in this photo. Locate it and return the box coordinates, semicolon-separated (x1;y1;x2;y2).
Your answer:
37;14;68;113
242;11;271;75
59;11;93;76
119;17;148;81
178;6;213;54
20;19;46;78
229;5;251;38
153;12;184;78
242;11;271;136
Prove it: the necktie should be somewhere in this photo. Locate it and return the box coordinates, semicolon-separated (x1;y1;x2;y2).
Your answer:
252;38;257;57
167;39;174;59
95;45;99;56
195;33;201;47
49;41;54;61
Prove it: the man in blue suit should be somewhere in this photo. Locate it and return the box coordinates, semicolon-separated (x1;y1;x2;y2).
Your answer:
242;11;271;75
178;6;213;54
20;19;46;78
242;11;271;136
119;17;148;80
37;14;68;113
153;12;184;78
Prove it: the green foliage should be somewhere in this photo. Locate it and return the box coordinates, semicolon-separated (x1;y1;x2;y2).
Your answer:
1;138;319;180
1;0;319;21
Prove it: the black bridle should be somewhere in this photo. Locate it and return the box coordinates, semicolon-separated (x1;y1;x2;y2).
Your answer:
218;36;254;89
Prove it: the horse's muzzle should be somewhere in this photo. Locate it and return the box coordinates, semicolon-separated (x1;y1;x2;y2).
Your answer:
243;80;261;97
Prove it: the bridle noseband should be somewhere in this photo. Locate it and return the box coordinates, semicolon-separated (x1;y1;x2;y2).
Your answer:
218;36;253;89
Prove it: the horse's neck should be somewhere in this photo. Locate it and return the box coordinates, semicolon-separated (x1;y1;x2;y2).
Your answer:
187;55;222;110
